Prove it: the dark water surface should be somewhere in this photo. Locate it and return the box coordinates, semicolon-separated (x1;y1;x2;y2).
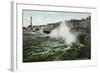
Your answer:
23;31;90;62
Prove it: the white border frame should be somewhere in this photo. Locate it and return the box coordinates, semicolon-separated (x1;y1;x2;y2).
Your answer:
11;1;97;72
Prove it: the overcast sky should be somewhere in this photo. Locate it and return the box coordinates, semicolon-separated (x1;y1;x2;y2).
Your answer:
23;10;90;27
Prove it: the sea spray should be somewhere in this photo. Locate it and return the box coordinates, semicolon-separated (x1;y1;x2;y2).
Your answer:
49;21;77;44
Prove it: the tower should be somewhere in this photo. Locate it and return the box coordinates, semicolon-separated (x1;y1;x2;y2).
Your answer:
30;16;32;26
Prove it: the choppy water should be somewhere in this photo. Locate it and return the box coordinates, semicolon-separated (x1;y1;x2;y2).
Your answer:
23;30;89;62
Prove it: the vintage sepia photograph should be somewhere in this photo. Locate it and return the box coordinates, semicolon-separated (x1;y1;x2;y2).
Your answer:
22;10;91;62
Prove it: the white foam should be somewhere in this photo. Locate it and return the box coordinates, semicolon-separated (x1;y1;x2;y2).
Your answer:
49;21;77;44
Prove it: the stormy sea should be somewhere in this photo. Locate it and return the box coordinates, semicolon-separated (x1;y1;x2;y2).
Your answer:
23;21;91;62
